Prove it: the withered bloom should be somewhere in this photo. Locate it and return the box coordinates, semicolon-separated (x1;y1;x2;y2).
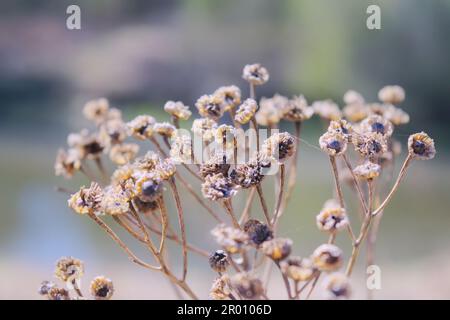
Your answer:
242;63;269;85
200;152;230;178
55;257;84;283
83;98;109;124
262;132;296;162
68;182;104;215
343;90;365;105
127;115;155;140
235;98;258;124
255;96;283;126
327;119;353;141
196;94;225;120
281;95;314;122
191;118;218;142
319;131;348;156
170;134;192;164
47;287;70;300
312;100;342;121
163;100;191;120
312;244;343;272
261;238;292;261
210;276;231;300
154;122;177;138
109;143;139;165
361;115;394;137
352;132;388;159
202;173;238;201
54;148;81;178
68;129;104;160
323;273;351;300
378;85;405;105
316;207;349;233
384;104;410;126
211;224;249;254
134;172;163;202
231;272;264;299
353;161;381;180
99;118;127;146
243;219;273;246
215;85;241;111
101;185;130;215
230;158;265;189
209;250;230;273
90;276;114;300
280;257;315;282
408;132;435;160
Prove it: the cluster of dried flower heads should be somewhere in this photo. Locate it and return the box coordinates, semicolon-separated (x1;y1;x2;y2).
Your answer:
48;63;435;300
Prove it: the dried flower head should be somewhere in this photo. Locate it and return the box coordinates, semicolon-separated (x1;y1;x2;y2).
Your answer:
156;157;177;180
68;182;104;215
361;115;394;137
378;85;405;105
343;90;365;105
316;207;349;233
68;129;104;160
127;115;155;140
214;124;237;150
328;119;353;141
210;276;231;300
243;219;273;246
209;250;230;273
352;132;388;159
214;85;241;111
231;272;264;299
211;224;249;254
384;104;410;126
235;98;258;124
196;94;225;120
280;257;315;282
99;118;127;146
38;281;56;296
313;100;342;121
319;131;348;156
47;287;70;300
163;101;191;120
154;122;177;138
55;148;81;178
282;95;314;122
312;244;343;272
353;161;381;180
261;238;292;261
101;185;130;215
134;172;163;202
230;158;265;189
343;103;370;123
83;98;109;124
200;152;230;178
134;151;161;171
191;118;218;142
170;134;192;164
109;143;139;165
323;273;351;300
408;132;436;160
90;276;114;300
55;257;84;283
255;96;283;126
133;197;160;214
202;173;238;201
242;63;269;85
262;132;296;162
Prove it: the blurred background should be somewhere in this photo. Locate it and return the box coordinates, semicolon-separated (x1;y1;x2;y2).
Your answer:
1;0;449;299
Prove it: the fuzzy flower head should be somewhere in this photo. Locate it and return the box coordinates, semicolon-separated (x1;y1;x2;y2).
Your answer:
231;272;264;299
323;273;351;300
68;182;104;215
343;90;365;105
235;98;258;124
99;118;127;147
261;238;293;261
83;98;109;124
55;149;81;178
319;131;348;156
384;105;410;126
262;132;296;162
408;132;436;160
196;94;225;120
378;85;405;105
154;122;177;139
163;101;191;120
68;129;104;160
134;172;163;203
242;63;269;85
361;115;394;137
214;124;237;150
243;219;273;246
209;250;230;273
352;132;388;159
210;276;231;300
312;244;343;272
200;152;231;178
191;118;218;143
170;134;192;164
313;100;342;121
280;257;315;282
353;161;381;180
127;115;155;140
316;207;349;233
109;143;139;165
211;224;249;254
327;119;353;141
47;287;70;300
282;95;314;122
101;185;130;216
157;157;177;180
90;276;114;300
230;158;265;189
202;173;238;201
255;96;284;126
215;85;241;111
55;257;84;283
343;103;370;123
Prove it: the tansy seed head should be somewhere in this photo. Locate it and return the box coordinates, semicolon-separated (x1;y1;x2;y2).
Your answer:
243;219;273;246
101;185;130;216
47;287;70;300
361;115;394;137
281;95;314;122
343;103;370;123
231;272;264;299
54;148;81;179
312;244;343;272
134;172;163;203
209;250;230;273
211;224;249;254
255;96;283;126
280;257;315;282
202;174;238;201
384;104;410;126
210;276;231;300
328;119;353;141
312;100;342;121
261;238;292;261
235;98;258;124
353;161;381;180
200;152;231;178
378;85;405;105
90;276;114;300
83;98;109;124
323;273;351;300
127;115;155;140
242;63;269;85
230;158;265;189
163;100;191;120
316;207;349;233
214;85;241;111
319;131;348;156
408;132;436;160
196;94;225;120
191;118;218;142
67;129;104;160
109;143;139;165
154;122;177;138
352;132;388;159
343;90;365;105
55;257;84;283
68;182;104;215
262;132;296;162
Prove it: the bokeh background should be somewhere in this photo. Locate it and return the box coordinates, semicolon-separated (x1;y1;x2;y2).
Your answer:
1;0;450;299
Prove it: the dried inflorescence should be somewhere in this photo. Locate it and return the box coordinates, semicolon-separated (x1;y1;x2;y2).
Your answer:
51;64;435;301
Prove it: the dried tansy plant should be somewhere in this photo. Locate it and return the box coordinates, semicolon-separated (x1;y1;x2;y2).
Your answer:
45;63;435;300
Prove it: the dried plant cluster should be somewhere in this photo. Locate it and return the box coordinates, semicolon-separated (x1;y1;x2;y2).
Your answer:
44;63;436;300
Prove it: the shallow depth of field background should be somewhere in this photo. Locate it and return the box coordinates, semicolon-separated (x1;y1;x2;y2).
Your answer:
1;0;450;299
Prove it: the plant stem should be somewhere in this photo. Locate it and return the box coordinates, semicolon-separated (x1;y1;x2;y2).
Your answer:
271;163;285;227
342;154;368;213
256;185;271;226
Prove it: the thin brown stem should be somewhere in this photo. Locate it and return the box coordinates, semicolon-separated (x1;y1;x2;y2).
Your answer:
256;185;271;226
239;188;256;224
271;163;285;227
342;154;368;213
284;122;302;204
223;199;240;229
